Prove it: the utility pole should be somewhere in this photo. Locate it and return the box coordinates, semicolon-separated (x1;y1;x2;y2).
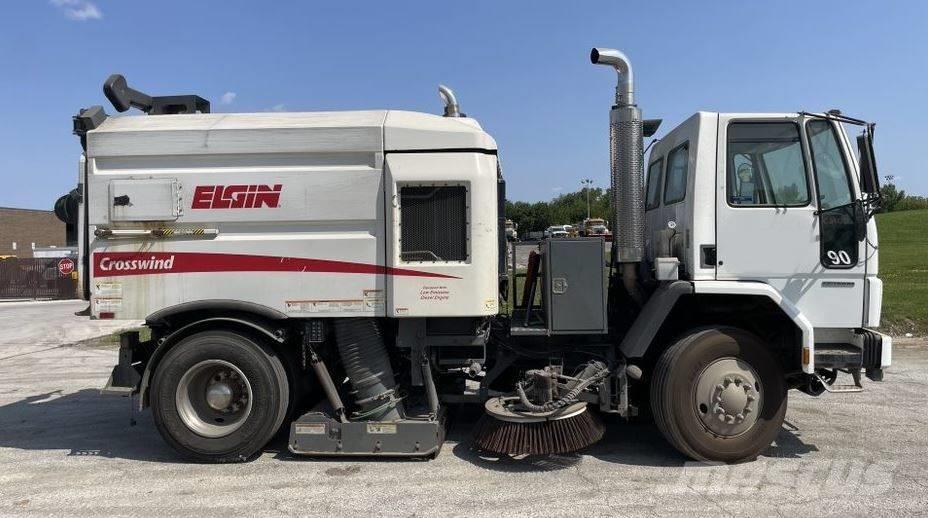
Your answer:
581;178;594;220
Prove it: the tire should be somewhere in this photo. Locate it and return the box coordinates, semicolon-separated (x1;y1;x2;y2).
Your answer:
151;330;289;463
650;326;787;463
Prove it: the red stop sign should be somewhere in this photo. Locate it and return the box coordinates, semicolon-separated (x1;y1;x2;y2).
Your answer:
58;257;75;277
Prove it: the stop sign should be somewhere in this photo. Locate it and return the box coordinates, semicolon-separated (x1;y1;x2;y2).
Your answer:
58;257;75;277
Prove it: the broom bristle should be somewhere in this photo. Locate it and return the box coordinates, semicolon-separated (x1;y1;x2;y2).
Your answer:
472;408;605;455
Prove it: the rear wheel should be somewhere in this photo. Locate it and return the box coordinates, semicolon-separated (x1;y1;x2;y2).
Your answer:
651;326;787;463
151;330;289;463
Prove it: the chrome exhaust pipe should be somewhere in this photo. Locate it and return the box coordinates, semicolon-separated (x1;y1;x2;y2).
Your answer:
591;47;645;267
438;84;462;117
590;48;635;106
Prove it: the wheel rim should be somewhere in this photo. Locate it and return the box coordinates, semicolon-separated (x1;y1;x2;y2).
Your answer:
694;357;762;437
175;359;253;438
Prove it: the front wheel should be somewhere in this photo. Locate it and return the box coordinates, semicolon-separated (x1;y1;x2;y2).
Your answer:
151;330;289;463
650;327;787;463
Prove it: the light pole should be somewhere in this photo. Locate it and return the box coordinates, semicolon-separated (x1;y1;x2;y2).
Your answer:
581;178;594;220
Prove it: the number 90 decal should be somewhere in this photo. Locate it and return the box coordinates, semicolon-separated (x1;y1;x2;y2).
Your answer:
826;250;853;265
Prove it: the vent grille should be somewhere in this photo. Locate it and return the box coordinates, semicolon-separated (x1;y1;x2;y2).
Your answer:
400;186;467;262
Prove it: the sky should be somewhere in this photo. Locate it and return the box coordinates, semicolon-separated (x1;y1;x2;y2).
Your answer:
1;0;926;210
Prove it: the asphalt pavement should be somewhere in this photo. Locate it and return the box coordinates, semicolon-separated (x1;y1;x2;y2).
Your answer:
1;300;926;517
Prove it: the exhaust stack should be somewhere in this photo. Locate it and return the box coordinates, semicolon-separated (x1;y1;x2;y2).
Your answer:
438;84;462;117
591;47;645;267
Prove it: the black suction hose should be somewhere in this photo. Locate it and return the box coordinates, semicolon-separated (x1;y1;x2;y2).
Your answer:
332;318;404;421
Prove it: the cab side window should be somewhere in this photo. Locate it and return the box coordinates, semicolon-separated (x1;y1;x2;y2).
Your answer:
807;120;853;210
663;143;689;205
645;158;664;210
806;119;858;268
727;122;810;206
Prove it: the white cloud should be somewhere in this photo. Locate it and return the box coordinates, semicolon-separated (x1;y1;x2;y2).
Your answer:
219;92;237;105
51;0;103;21
551;186;564;193
269;104;287;112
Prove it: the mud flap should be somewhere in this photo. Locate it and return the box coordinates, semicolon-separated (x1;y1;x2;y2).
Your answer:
101;331;143;396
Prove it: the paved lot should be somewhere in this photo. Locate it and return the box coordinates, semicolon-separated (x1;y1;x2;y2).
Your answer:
510;241;541;269
1;301;927;517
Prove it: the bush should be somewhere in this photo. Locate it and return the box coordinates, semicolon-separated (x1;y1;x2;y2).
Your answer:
880;183;928;212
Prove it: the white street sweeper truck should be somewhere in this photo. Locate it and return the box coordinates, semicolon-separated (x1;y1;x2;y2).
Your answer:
58;48;891;463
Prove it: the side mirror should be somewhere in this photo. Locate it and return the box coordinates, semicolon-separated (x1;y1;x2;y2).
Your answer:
857;125;880;195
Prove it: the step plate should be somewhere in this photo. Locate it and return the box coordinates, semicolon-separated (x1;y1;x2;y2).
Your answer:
814;343;863;369
288;411;446;458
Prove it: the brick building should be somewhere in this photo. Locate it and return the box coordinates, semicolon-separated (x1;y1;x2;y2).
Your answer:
0;207;66;258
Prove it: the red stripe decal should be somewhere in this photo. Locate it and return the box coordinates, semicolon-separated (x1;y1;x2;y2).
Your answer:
92;252;459;279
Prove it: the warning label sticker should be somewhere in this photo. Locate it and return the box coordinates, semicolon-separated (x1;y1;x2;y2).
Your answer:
93;298;123;312
286;300;364;313
295;423;327;435
366;423;397;434
287;289;386;314
94;283;123;298
363;289;385;310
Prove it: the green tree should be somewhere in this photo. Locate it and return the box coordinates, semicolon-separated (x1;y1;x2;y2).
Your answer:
506;187;613;234
880;183;906;212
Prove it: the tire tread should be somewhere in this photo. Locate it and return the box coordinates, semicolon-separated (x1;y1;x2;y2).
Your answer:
650;326;786;463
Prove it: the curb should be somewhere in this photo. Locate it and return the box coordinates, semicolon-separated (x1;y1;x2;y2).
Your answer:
0;299;82;307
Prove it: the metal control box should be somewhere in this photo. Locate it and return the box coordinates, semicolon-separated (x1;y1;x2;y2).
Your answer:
543;238;608;334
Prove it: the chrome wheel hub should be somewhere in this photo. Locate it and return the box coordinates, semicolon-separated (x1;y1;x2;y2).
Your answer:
176;360;253;438
694;358;761;437
206;381;234;411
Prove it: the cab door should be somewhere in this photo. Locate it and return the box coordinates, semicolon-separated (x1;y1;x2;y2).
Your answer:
715;115;864;328
804;117;867;326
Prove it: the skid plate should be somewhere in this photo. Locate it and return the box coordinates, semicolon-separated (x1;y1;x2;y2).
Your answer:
288;411;446;458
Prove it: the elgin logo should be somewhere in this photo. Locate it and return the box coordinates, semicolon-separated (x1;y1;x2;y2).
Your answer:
191;184;282;209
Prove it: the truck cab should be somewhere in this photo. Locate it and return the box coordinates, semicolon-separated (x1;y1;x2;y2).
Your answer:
581;218;611;239
644;111;887;377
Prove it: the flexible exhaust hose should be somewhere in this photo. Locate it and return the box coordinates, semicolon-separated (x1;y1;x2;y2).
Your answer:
332;318;404;421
